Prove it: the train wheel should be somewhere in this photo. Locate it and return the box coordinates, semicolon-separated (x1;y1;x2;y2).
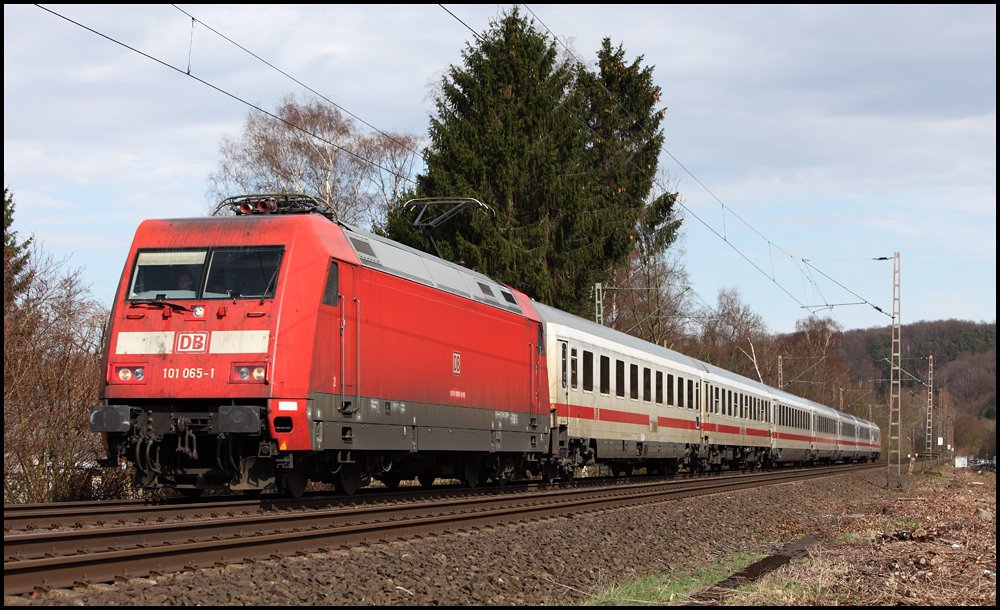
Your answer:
279;467;308;499
380;474;401;489
417;472;436;488
335;463;362;496
463;459;482;488
541;462;558;484
178;487;205;499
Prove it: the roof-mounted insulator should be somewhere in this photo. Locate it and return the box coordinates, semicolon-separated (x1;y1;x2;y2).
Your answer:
213;193;335;219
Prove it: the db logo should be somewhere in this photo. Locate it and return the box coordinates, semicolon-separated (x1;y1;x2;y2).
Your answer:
452;351;461;376
175;331;209;353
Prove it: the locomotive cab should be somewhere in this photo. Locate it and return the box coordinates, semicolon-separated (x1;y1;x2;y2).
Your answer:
91;195;347;495
91;194;552;497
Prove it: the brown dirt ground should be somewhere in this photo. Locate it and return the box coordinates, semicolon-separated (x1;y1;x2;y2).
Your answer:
720;464;996;606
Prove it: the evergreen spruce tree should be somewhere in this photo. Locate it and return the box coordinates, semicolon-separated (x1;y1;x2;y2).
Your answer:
4;186;33;311
579;39;680;263
386;9;678;315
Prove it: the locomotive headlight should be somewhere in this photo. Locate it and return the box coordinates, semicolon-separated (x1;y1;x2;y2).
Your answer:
192;305;205;318
231;363;268;384
114;365;145;384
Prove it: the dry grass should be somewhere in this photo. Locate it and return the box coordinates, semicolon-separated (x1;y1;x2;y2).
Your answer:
723;467;996;606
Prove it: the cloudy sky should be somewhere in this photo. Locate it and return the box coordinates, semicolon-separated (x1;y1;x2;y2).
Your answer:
4;4;995;333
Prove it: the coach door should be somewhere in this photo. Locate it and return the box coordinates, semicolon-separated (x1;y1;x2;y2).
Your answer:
768;401;776;450
558;340;570;407
702;381;712;441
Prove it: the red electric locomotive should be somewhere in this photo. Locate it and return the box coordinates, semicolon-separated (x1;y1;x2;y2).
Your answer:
91;194;552;497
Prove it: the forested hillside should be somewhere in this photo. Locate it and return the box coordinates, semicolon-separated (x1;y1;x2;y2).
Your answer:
837;320;995;456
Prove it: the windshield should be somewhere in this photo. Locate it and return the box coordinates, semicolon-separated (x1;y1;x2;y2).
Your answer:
127;246;283;300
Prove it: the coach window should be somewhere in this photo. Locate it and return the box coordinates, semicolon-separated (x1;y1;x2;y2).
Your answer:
629;364;639;400
600;355;610;395
560;343;568;388
322;261;339;306
687;379;694;409
667;374;675;406
583;350;594;392
570;348;578;390
655;371;663;404
616;360;626;398
643;367;651;402
677;376;685;408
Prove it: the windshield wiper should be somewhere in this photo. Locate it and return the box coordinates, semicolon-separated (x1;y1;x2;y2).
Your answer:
129;299;190;312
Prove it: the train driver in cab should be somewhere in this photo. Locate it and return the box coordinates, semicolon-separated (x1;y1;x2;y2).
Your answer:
175;269;195;294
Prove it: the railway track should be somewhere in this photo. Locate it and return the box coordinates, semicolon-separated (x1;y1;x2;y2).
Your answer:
3;463;877;596
3;474;686;532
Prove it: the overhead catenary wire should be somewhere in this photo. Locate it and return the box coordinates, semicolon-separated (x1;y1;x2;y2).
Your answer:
55;1;890;328
35;4;416;187
170;4;426;161
518;3;889;323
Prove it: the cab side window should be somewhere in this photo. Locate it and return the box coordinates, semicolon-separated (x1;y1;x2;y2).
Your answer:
322;261;339;306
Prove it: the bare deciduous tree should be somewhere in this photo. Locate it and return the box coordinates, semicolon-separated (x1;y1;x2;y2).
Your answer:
207;95;421;227
696;287;771;381
606;247;693;348
3;247;122;503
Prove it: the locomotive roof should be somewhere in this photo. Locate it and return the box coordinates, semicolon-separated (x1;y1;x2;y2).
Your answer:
336;222;525;316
